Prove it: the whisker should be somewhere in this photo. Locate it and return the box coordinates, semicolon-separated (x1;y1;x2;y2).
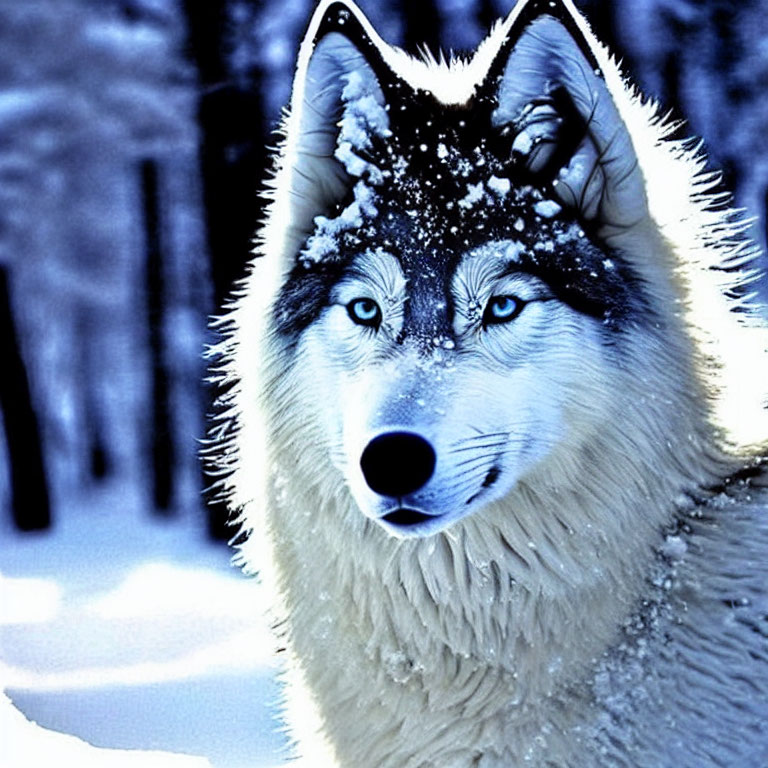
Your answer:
453;445;520;470
452;431;510;444
442;467;498;497
448;432;511;450
453;465;494;481
455;453;499;470
452;451;513;479
448;441;509;455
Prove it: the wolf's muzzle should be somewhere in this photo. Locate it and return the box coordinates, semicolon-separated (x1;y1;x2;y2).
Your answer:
360;432;436;498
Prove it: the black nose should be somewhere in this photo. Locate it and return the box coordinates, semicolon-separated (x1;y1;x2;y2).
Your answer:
360;432;436;498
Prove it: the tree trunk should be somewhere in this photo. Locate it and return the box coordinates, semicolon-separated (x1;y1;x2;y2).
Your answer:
180;0;268;539
397;0;442;59
141;159;175;514
0;265;51;531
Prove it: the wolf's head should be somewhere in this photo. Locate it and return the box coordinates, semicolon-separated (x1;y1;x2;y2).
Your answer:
217;0;768;548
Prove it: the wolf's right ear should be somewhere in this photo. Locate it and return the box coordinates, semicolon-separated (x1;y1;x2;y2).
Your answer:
277;1;394;256
478;0;652;256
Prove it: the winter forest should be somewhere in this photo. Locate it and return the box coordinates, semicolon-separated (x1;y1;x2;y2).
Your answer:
1;0;767;766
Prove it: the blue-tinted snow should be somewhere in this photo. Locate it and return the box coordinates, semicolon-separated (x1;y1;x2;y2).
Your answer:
1;483;288;768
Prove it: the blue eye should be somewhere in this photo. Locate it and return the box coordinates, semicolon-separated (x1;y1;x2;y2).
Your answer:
347;297;382;327
483;295;523;326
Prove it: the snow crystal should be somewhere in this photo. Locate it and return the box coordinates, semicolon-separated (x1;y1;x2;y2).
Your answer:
312;205;361;240
454;156;474;178
337;109;370;153
487;175;510;198
436;142;449;160
552;223;588;249
505;242;526;261
513;218;525;232
339;70;367;102
335;141;384;184
511;130;533;156
390;153;408;182
334;70;391;183
661;535;688;561
301;181;378;265
340;72;390;141
534;200;562;218
458;181;485;210
353;181;378;216
301;231;336;263
383;651;421;684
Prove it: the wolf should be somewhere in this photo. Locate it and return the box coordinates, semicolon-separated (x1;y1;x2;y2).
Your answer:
209;0;768;765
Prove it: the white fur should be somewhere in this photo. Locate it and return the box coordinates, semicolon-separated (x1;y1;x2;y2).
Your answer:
209;1;768;765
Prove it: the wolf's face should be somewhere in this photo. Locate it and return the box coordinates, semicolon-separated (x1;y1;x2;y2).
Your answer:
299;238;612;537
266;2;665;538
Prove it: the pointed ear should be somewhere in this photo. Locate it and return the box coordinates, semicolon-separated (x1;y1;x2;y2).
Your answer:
485;0;649;249
278;1;393;255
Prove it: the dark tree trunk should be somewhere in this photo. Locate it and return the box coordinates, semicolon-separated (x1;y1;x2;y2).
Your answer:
397;0;442;59
180;0;271;540
180;0;266;309
477;0;500;35
141;159;175;514
0;265;51;531
76;310;110;483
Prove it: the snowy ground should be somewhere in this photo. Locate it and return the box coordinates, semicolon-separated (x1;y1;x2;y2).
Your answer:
0;482;290;768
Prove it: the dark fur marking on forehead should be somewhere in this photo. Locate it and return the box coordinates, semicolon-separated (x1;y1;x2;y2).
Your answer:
373;211;458;346
277;211;459;348
341;188;647;329
277;188;648;346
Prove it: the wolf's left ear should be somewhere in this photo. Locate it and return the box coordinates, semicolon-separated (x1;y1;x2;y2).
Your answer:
277;1;394;254
485;0;650;250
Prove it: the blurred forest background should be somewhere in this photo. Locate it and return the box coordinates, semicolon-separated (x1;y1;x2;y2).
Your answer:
2;0;768;539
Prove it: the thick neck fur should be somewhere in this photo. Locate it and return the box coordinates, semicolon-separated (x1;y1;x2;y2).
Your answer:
234;318;733;767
